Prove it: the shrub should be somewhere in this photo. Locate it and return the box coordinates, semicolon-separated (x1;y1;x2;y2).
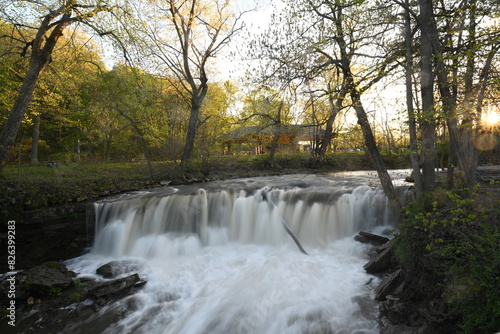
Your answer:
395;187;500;333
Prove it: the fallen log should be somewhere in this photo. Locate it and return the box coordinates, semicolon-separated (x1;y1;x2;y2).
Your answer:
261;188;308;255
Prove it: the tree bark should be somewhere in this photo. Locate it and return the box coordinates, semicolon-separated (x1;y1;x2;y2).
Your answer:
405;0;423;196
0;59;45;166
351;94;401;213
180;95;205;172
268;101;285;168
418;0;437;191
323;3;401;214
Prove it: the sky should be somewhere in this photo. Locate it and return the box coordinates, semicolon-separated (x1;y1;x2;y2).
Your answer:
215;0;277;82
99;0;499;129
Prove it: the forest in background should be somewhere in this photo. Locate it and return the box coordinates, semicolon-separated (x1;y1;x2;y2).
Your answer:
0;0;498;194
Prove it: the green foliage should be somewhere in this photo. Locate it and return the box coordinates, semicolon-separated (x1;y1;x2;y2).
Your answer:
69;292;81;303
47;286;62;297
396;187;500;333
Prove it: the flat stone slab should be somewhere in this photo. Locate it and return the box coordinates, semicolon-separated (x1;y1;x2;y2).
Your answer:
375;269;404;301
358;231;390;245
364;244;393;273
23;261;76;294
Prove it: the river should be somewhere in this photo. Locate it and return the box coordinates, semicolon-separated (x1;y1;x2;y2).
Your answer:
65;171;411;334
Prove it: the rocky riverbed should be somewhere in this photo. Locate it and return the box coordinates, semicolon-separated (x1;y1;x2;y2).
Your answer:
356;231;450;334
0;260;147;334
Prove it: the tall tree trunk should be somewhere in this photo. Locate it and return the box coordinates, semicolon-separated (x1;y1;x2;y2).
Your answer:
30;113;41;165
180;101;202;172
318;85;346;158
405;0;423;196
418;0;437;191
0;60;45;166
318;113;336;158
268;103;284;168
427;0;484;189
460;0;478;188
331;4;400;214
0;12;71;168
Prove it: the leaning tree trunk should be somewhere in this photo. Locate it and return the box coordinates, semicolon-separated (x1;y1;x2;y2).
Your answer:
180;82;208;172
0;12;71;168
318;113;336;158
0;60;45;166
180;102;202;172
351;93;401;214
331;4;401;214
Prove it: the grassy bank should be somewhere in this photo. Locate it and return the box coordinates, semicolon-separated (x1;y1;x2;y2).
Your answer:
0;152;410;216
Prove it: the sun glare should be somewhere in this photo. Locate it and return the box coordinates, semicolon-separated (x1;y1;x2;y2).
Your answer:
483;111;500;127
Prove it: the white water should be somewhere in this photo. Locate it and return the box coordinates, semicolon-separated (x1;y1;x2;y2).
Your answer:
67;173;410;334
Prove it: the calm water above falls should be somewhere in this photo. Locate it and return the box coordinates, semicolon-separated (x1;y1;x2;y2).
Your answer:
67;171;411;334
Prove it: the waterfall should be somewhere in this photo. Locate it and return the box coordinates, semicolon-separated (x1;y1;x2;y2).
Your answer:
67;173;411;334
92;181;398;258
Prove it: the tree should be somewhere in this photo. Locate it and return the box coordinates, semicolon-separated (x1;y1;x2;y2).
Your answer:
91;65;169;178
249;3;348;161
266;0;403;211
0;0;128;168
417;0;438;191
242;85;292;167
196;81;237;167
140;0;244;172
403;0;423;195
411;0;500;189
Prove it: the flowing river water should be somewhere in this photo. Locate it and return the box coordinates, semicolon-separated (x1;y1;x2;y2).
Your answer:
66;171;411;334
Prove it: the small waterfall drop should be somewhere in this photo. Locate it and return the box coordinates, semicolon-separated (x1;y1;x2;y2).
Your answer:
68;172;411;334
92;179;400;258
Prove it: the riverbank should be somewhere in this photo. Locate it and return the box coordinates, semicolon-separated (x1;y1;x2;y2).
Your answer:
0;153;395;217
363;176;500;334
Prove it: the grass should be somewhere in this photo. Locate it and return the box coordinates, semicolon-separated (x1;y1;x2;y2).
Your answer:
0;162;162;215
0;152;410;215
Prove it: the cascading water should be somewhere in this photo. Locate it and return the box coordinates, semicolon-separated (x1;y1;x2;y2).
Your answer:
67;172;411;334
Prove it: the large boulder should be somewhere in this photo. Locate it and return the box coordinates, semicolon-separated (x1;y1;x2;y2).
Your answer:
96;261;142;279
356;231;390;246
86;273;145;307
22;261;76;295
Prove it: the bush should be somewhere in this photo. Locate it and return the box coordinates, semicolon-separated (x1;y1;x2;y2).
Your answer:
395;187;500;333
